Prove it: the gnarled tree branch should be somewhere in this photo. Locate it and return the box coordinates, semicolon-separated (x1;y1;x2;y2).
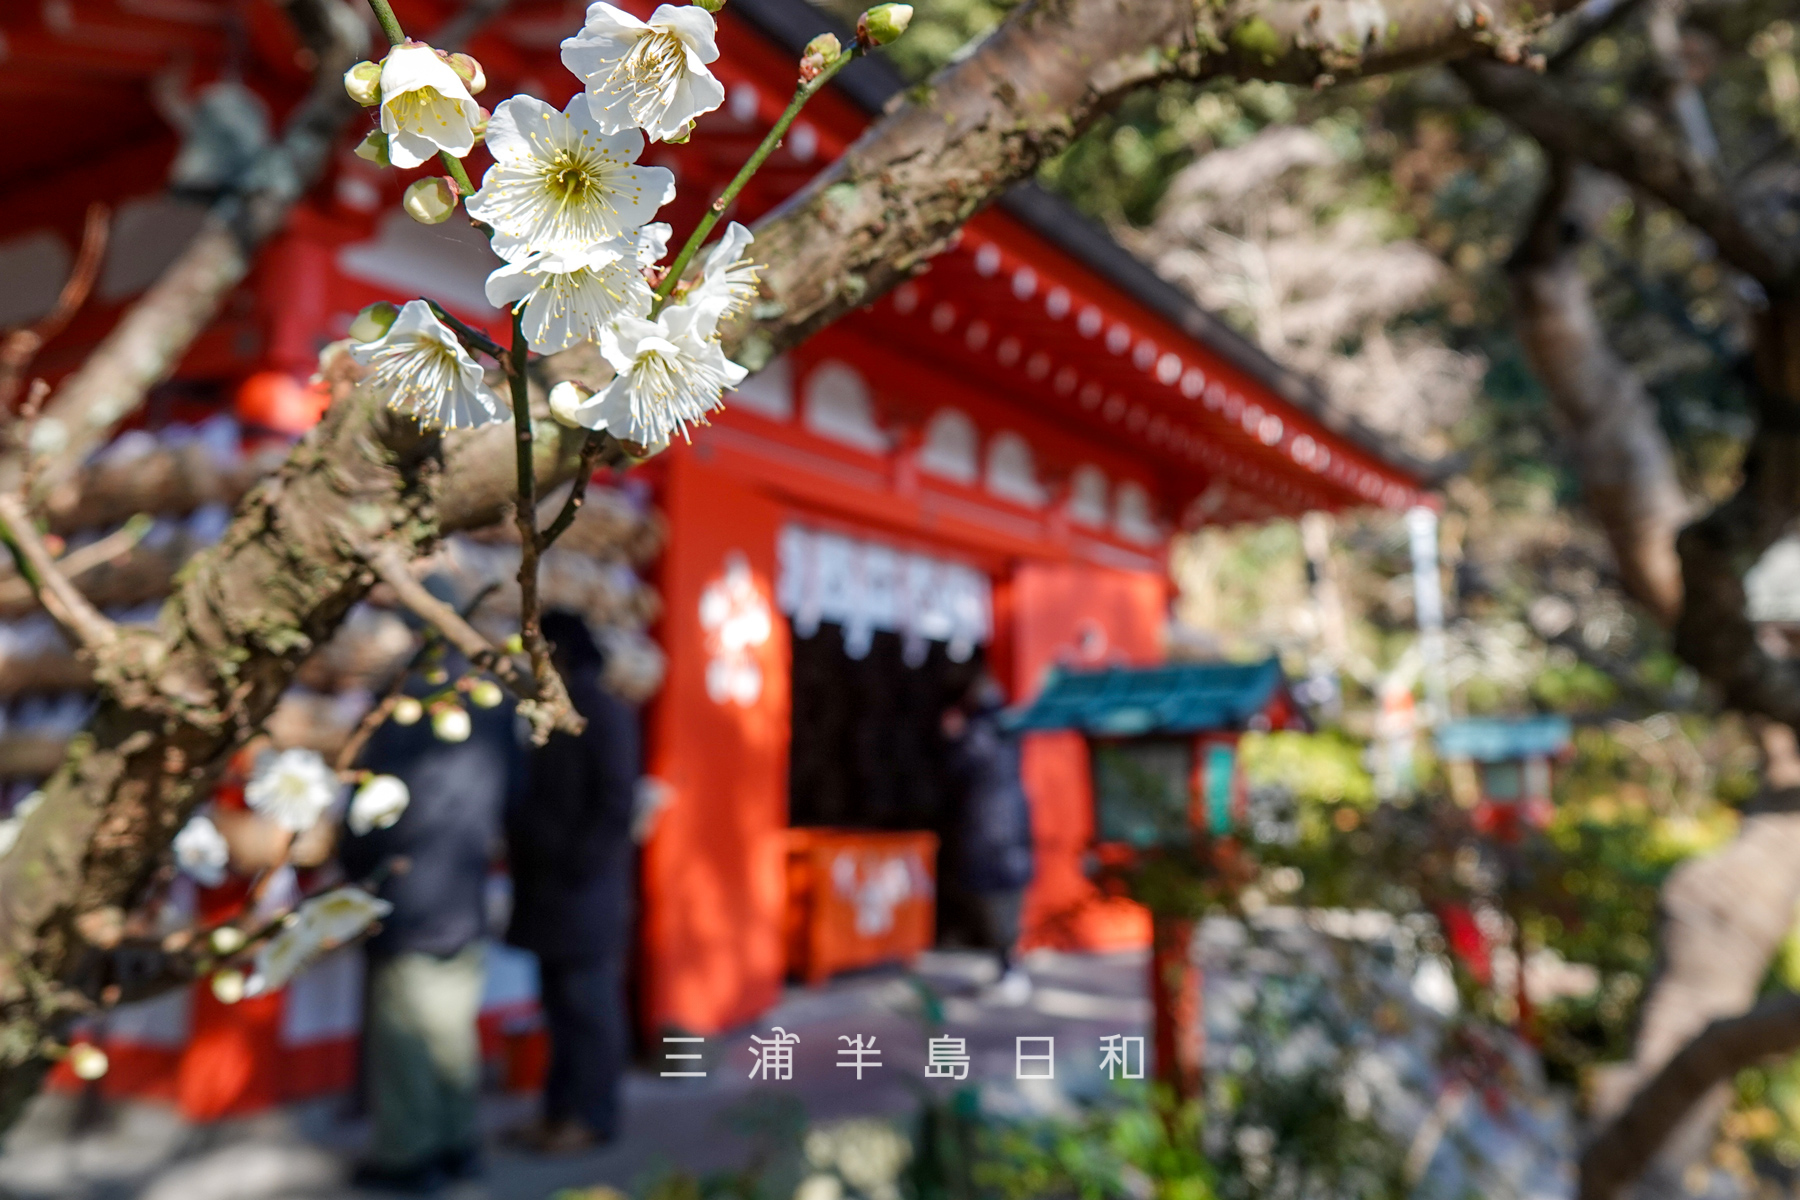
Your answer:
1457;57;1788;288
1507;159;1690;624
1583;990;1800;1200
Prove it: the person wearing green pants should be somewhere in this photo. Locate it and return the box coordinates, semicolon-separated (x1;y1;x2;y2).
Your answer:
343;635;525;1193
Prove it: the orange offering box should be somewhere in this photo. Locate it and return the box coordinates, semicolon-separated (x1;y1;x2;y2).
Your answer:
785;829;938;986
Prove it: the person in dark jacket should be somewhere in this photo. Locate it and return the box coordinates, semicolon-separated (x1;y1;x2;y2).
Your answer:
943;673;1036;1004
504;610;641;1152
341;642;525;1193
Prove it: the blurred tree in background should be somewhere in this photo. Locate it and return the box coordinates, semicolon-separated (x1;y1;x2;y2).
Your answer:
803;0;1800;1191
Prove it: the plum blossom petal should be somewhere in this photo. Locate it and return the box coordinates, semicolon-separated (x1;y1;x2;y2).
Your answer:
174;814;230;887
348;300;505;431
686;221;760;334
633;221;672;268
570;302;747;445
561;2;726;142
485;240;655;354
251;887;392;994
244;748;341;834
378;42;480;169
468;93;674;261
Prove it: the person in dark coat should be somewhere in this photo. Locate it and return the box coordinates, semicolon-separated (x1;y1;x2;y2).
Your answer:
943;673;1036;1004
341;643;525;1193
504;610;641;1152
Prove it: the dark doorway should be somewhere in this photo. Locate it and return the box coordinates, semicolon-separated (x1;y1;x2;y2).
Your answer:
786;621;988;944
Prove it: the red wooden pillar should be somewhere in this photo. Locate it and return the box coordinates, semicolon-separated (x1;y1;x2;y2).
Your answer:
1150;912;1202;1100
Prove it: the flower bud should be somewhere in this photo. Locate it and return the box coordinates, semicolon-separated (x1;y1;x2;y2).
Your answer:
548;380;593;427
471;106;490;142
349;774;411;835
425;666;450;686
433;704;472;744
403;176;459;225
210;968;247;1005
799;33;842;83
353;129;391;167
469;680;505;709
503;634;525;654
343;60;383;106
349;302;400;343
68;1043;109;1082
447;52;487;94
209;925;247;955
857;3;912;46
392;696;424;726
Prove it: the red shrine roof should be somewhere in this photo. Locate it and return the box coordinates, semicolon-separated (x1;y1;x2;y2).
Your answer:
0;0;1432;527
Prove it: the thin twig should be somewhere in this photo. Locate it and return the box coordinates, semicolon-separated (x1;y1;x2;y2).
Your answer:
425;300;508;362
0;204;111;409
335;581;498;771
365;544;524;687
0;494;117;653
507;313;546;664
0;513;155;611
40;515;154;583
536;432;620;552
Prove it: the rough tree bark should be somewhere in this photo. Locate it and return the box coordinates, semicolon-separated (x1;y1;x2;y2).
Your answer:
0;0;1593;1123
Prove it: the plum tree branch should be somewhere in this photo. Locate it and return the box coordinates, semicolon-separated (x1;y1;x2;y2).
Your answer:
1456;58;1791;288
1582;991;1800;1200
726;0;1589;370
0;495;118;656
363;543;520;686
0;204;110;411
15;0;369;507
1507;159;1690;623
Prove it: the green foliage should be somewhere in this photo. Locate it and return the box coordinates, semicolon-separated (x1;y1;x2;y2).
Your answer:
975;1089;1214;1200
1241;731;1377;810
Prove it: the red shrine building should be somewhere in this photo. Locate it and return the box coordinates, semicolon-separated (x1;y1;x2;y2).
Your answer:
1;0;1428;1112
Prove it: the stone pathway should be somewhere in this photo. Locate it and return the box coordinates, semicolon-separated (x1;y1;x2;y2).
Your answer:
0;948;1151;1200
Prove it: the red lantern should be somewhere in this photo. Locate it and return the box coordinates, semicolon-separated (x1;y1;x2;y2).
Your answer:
235;371;328;434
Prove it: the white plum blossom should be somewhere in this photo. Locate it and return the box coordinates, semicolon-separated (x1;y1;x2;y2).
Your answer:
561;2;726;142
349;300;505;431
687;221;760;330
348;775;411;836
633;221;672;267
245;748;341;833
485;241;654;354
467;93;675;261
174;814;230;886
378;42;481;169
565;302;748;445
251;887;392;994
